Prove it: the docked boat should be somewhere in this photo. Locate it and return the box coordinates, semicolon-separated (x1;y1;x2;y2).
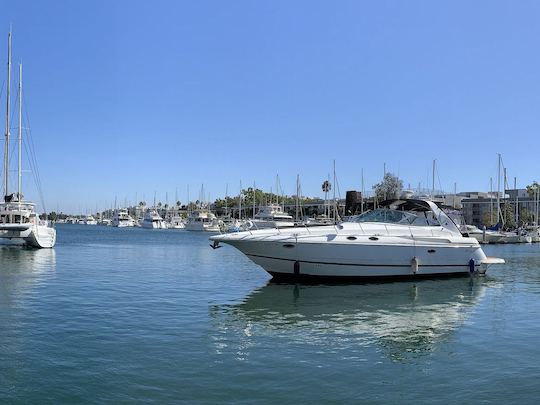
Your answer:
98;218;111;226
303;214;335;226
210;199;504;281
82;215;97;225
249;204;295;229
500;229;532;244
185;210;221;232
111;208;135;227
526;226;540;243
0;33;56;248
169;215;186;229
140;209;166;229
461;225;506;244
220;216;248;233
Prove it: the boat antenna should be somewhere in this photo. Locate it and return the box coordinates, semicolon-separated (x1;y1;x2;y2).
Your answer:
18;62;22;204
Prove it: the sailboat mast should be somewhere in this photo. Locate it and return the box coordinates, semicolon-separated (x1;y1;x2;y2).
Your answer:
432;159;436;199
187;185;190;215
225;183;228;216
490;177;493;223
514;177;519;226
3;30;11;198
333;160;336;221
275;174;278;206
295;174;299;222
361;168;364;214
239;180;242;220
17;62;22;202
503;167;507;226
496;154;501;225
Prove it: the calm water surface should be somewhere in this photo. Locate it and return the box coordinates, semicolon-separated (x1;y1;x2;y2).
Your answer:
1;225;540;403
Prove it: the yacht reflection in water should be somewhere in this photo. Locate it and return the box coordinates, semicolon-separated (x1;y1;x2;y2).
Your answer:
0;246;57;301
210;278;491;361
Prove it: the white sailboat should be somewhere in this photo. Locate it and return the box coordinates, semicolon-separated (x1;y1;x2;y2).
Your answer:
0;32;56;248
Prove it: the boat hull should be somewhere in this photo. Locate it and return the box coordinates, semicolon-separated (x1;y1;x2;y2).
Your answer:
223;238;487;279
111;221;134;227
0;224;56;248
141;221;166;229
25;225;56;248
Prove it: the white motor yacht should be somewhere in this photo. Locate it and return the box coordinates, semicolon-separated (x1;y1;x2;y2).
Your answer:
169;215;186;229
140;209;166;229
111;208;135;227
185;210;221;232
249;204;295;229
82;215;97;225
0;35;56;248
221;217;249;233
210;199;504;281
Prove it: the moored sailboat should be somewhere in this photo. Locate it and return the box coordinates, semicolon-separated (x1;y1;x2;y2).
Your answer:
0;31;55;248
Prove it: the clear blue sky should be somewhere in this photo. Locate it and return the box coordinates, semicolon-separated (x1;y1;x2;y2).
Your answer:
2;0;540;213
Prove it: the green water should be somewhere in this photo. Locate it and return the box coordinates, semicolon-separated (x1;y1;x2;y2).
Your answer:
1;225;540;403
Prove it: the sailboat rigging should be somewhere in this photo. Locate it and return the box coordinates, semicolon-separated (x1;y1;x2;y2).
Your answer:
0;30;56;248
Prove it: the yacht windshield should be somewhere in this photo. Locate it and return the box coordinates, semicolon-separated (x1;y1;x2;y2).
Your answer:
349;209;439;226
